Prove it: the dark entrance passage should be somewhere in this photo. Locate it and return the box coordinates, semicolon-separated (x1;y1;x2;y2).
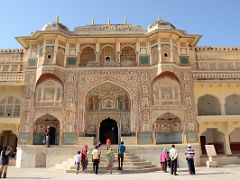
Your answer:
49;127;56;145
99;118;118;144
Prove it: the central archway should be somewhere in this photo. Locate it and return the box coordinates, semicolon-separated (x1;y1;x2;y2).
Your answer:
99;118;118;144
84;82;131;141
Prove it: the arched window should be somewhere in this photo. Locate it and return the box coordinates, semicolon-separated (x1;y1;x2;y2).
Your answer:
0;96;20;117
36;80;63;106
152;73;181;105
225;94;240;115
79;46;96;66
99;45;116;66
198;95;221;115
120;46;136;66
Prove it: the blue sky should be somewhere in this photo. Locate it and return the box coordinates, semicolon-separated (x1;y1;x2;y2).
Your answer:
0;0;240;48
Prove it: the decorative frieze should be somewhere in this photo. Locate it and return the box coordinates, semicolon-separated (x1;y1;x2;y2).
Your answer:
193;71;240;80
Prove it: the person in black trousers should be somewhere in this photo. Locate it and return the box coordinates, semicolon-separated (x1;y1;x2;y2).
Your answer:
169;144;178;175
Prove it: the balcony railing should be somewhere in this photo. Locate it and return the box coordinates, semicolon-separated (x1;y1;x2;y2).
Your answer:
0;73;25;82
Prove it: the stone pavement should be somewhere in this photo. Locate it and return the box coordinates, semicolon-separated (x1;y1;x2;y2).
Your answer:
4;165;240;180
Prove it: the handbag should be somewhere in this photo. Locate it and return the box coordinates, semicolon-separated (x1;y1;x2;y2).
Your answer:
0;152;2;165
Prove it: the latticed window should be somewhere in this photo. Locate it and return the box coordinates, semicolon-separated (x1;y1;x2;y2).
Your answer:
79;46;96;66
120;46;136;66
0;96;21;117
100;46;116;66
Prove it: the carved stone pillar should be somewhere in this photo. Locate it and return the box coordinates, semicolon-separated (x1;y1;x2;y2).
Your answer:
224;133;232;155
95;51;99;62
53;40;58;64
115;52;120;66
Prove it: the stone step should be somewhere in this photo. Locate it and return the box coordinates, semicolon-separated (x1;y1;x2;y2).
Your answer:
56;159;151;170
66;166;160;174
53;150;160;174
70;163;155;170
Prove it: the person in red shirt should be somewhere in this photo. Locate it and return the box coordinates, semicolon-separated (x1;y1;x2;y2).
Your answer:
81;145;88;171
106;138;111;150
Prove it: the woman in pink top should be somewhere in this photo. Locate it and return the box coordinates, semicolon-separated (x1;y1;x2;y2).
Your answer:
160;148;168;172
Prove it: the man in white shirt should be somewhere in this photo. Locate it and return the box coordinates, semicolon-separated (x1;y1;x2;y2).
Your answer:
169;144;178;175
74;151;81;174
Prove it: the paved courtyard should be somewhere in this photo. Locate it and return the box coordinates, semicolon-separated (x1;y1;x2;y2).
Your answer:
4;165;240;180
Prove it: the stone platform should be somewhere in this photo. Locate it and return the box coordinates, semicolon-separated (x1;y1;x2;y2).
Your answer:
6;165;240;179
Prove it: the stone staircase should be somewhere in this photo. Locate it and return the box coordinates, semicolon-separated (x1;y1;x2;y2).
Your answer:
53;146;160;174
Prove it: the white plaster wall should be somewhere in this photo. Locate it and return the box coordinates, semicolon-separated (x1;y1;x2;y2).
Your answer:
16;145;80;168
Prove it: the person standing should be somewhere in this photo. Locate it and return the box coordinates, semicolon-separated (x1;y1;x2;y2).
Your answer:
81;145;88;171
92;145;101;174
0;146;11;178
106;148;115;174
185;144;195;175
169;144;178;175
117;141;126;170
167;151;171;169
45;126;50;148
74;151;81;174
106;138;111;150
109;127;115;144
160;147;168;172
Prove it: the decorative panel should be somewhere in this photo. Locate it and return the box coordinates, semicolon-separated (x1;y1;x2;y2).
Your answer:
137;132;153;144
28;58;36;67
19;133;29;143
63;133;77;144
156;133;182;144
67;57;77;65
180;56;189;65
139;56;149;65
187;132;197;142
34;133;45;145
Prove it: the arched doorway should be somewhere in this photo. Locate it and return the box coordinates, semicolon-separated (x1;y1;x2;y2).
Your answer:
99;118;118;144
84;82;131;141
0;130;18;154
34;114;60;145
230;128;240;154
200;128;225;154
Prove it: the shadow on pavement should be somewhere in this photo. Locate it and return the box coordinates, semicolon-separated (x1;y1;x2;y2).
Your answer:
7;177;52;179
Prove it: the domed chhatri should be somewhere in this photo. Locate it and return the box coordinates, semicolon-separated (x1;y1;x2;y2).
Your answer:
41;16;69;32
41;16;176;34
147;16;176;32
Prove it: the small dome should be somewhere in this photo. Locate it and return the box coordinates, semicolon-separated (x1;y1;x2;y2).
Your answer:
41;22;69;32
147;18;175;32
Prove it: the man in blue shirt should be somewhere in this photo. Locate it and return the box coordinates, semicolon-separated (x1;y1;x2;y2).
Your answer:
117;141;126;170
